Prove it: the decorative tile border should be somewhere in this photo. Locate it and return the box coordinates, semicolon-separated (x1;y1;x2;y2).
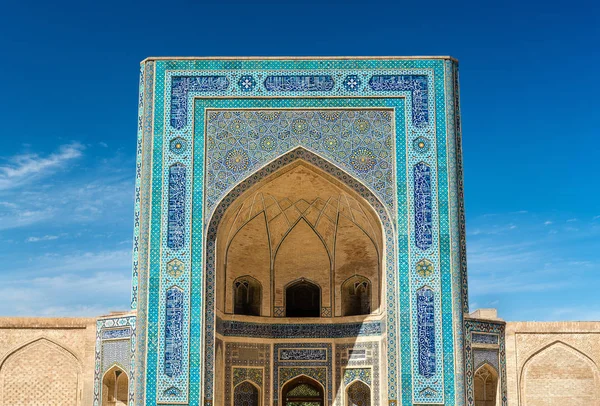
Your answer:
464;319;507;406
93;315;136;406
216;318;383;338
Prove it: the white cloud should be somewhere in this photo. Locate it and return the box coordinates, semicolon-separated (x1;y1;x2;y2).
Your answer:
544;220;553;225
0;166;133;230
0;143;84;190
26;235;59;242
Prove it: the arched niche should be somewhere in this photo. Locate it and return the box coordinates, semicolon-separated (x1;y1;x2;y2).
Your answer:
233;275;262;316
233;380;260;406
285;278;321;317
341;275;372;317
215;159;384;319
102;365;129;406
474;363;498;406
520;341;600;405
0;337;82;406
346;380;371;406
335;214;379;316
224;214;270;316
275;219;330;312
282;375;324;406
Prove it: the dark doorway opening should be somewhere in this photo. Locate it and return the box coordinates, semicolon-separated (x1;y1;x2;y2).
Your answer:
285;279;320;317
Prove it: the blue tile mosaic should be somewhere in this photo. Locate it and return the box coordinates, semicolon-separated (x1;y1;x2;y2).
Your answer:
102;327;132;340
216;318;384;338
264;75;335;91
414;162;433;250
171;76;229;129
472;333;499;345
166;164;186;250
417;287;436;378
343;75;362;91
368;75;429;128
165;287;184;377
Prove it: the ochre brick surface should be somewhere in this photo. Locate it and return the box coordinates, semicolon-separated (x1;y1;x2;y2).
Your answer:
505;321;600;406
0;318;96;406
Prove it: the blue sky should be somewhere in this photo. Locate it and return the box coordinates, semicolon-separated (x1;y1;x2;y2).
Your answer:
0;0;598;320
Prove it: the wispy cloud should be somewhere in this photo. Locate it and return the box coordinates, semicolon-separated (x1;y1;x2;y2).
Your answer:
467;210;600;321
0;144;133;231
26;235;59;242
0;143;84;190
0;249;132;316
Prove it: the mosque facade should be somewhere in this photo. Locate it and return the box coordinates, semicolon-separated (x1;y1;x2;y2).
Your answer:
0;57;598;406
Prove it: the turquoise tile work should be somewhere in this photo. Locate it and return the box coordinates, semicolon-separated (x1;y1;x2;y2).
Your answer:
132;57;467;405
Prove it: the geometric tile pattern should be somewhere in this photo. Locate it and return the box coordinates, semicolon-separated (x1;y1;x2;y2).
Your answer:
102;339;131;374
133;57;466;406
204;109;396;214
473;349;499;372
343;368;372;386
233;367;263;387
472;333;499;345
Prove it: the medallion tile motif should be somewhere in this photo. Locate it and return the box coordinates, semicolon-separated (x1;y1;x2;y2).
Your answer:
204;110;395;214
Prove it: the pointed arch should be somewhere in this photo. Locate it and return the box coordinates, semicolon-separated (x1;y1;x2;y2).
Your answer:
203;147;394;401
0;336;82;370
276;218;330;314
232;275;262;316
0;337;82;406
474;363;497;406
346;379;371;406
281;375;324;405
520;340;600;405
341;275;372;316
102;365;129;406
284;277;322;317
233;380;261;406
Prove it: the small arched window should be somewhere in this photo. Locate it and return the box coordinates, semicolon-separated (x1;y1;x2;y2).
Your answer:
346;380;371;406
474;363;498;406
342;276;371;316
233;277;261;316
285;279;320;317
